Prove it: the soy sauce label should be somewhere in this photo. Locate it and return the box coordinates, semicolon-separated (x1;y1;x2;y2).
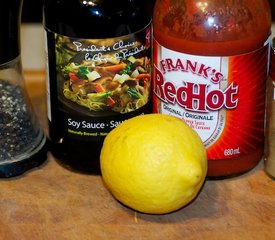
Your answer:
65;105;147;141
46;24;151;141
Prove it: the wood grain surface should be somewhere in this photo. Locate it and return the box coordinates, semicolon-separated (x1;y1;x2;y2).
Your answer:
0;71;274;240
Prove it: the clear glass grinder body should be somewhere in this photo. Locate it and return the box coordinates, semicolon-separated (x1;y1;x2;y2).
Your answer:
0;0;47;177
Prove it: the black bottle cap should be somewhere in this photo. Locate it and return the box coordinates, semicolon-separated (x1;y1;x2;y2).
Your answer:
0;0;22;64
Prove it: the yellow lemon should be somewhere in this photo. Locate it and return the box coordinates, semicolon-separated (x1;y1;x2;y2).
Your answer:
100;113;207;214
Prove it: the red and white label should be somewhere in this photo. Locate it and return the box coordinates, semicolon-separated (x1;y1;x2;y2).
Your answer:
153;38;269;160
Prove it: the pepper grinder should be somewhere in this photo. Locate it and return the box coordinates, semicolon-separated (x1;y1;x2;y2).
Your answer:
0;0;48;177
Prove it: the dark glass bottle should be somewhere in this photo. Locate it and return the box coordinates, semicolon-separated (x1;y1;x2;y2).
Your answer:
43;0;153;174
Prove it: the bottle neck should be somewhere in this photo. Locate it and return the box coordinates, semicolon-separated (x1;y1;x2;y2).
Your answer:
0;0;23;64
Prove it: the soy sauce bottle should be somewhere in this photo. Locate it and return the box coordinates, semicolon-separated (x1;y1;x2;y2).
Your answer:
43;0;152;174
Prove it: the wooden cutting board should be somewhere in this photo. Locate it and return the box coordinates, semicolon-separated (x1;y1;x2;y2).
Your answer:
0;71;274;240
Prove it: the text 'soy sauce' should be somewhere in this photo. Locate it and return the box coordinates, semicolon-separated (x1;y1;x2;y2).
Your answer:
152;0;272;177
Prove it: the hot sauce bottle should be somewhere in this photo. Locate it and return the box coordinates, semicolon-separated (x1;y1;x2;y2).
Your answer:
153;0;272;177
43;0;152;174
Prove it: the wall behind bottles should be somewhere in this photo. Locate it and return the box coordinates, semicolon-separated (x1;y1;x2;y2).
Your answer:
21;0;44;70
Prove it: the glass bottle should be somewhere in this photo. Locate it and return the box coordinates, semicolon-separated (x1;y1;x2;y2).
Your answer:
0;0;48;177
43;0;153;174
153;0;271;178
264;38;275;179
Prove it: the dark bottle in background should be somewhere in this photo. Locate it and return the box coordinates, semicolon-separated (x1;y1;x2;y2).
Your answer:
43;0;153;174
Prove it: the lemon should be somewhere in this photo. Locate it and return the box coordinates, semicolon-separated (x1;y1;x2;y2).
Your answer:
100;113;207;214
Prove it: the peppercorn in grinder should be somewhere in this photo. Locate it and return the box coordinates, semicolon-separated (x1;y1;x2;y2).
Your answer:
0;0;48;177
